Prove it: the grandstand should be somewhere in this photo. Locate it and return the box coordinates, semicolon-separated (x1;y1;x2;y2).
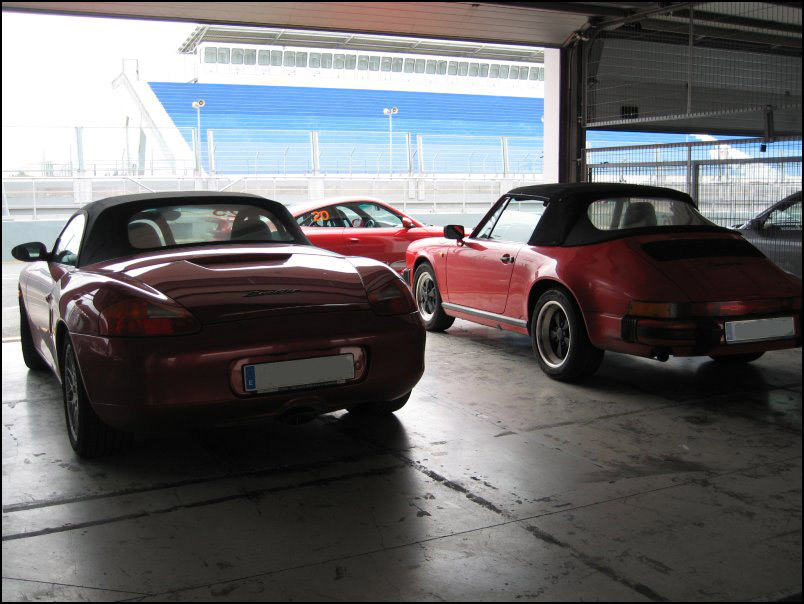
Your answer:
115;25;712;179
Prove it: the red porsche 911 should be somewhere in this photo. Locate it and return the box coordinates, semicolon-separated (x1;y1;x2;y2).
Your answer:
404;183;801;382
291;197;443;272
14;192;425;457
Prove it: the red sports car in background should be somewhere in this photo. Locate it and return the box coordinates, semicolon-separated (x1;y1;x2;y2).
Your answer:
405;183;802;382
14;192;425;457
291;197;443;272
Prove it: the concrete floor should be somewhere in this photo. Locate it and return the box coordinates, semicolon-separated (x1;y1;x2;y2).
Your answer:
2;261;802;602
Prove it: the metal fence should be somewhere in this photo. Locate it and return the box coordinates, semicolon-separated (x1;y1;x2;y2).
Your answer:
2;126;543;179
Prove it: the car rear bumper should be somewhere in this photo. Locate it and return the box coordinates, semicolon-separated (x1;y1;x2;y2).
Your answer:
618;313;801;357
70;309;425;431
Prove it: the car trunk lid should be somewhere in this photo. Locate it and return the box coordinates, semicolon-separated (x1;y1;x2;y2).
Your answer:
631;234;799;302
102;245;368;324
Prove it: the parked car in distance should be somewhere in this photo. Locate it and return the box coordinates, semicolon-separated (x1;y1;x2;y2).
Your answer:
404;183;802;382
291;197;443;272
13;192;425;457
735;191;801;278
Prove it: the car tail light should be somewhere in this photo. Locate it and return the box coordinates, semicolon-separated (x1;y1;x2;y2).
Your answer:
99;298;200;336
698;298;801;316
627;301;685;319
628;298;801;319
367;278;417;316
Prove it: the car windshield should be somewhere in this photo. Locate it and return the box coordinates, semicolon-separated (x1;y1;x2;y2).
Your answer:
587;197;715;230
127;204;297;250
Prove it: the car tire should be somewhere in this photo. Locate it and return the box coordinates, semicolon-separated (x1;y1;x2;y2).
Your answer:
531;288;604;382
709;352;765;363
348;391;411;416
62;339;132;457
19;300;47;371
413;263;455;332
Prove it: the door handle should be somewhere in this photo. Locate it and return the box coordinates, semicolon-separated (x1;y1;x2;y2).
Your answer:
348;238;360;243
500;254;514;264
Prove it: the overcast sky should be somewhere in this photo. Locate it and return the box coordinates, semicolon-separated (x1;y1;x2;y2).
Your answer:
2;12;197;169
2;12;195;127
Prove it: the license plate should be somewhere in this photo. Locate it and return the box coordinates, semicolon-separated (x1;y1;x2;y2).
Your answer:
724;317;795;343
243;354;355;393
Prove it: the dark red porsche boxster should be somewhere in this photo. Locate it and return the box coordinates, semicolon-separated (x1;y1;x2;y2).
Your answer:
404;183;802;381
14;192;425;457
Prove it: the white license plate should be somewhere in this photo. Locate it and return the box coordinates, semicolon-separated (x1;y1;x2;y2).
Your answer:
243;354;355;393
724;317;795;343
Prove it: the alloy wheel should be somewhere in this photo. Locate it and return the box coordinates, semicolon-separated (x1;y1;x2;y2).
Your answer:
536;300;571;368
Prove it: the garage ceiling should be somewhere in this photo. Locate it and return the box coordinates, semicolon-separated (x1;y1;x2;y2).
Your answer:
1;2;590;47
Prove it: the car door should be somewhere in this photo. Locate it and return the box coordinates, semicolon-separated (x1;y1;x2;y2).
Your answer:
759;197;801;277
446;196;545;314
25;213;86;367
340;202;410;269
296;205;348;255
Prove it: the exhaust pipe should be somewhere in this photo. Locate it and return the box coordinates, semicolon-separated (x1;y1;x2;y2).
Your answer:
651;349;670;362
278;408;319;425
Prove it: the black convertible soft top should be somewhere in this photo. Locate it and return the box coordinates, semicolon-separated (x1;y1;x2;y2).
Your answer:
487;183;724;246
73;191;310;267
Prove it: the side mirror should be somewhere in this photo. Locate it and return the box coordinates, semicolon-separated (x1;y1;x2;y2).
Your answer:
402;217;415;229
11;242;48;262
444;225;465;241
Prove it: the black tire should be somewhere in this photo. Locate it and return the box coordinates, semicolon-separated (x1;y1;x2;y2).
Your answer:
413;263;455;332
19;300;47;371
531;288;604;382
62;339;132;457
709;352;764;363
348;391;411;417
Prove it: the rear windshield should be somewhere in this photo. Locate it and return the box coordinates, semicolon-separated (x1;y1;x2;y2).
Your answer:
127;204;298;250
587;197;714;230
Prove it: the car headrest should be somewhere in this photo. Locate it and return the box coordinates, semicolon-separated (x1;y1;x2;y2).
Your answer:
622;202;658;228
231;218;272;241
128;222;163;248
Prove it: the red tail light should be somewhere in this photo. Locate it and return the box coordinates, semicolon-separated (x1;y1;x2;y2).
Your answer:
99;298;200;336
628;298;801;319
367;278;417;316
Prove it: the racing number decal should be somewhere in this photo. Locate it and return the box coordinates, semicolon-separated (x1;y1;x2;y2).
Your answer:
312;210;330;223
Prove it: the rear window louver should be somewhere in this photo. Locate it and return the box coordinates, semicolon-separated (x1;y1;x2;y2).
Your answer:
642;239;765;261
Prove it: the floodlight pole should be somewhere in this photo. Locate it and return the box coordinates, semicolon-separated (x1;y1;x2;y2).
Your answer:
383;107;398;175
192;100;205;175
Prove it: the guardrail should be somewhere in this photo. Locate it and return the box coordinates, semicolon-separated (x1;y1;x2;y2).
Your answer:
1;174;545;220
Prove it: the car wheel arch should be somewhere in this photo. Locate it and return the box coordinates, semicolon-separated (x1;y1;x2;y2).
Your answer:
527;280;587;335
412;255;436;281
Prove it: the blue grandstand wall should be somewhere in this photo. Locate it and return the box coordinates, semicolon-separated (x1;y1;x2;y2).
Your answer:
146;81;760;175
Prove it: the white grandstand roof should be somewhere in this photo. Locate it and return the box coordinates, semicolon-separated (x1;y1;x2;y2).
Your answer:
178;25;545;64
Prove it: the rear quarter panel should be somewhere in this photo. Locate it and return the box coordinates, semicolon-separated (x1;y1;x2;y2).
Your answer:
509;240;690;317
505;240;691;350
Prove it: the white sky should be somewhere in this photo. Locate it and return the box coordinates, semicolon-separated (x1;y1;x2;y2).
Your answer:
2;12;195;127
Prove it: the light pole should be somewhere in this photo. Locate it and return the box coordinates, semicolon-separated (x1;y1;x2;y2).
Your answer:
383;107;397;175
192;100;205;175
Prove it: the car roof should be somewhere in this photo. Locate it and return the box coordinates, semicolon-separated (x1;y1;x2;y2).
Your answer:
507;183;694;204
288;196;389;216
492;183;702;246
76;191;306;267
